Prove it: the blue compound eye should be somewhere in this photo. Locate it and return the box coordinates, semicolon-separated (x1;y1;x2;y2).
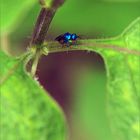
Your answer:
71;34;77;40
64;32;71;40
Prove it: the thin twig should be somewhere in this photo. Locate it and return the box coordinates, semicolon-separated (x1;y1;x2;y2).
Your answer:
31;50;41;77
43;40;140;56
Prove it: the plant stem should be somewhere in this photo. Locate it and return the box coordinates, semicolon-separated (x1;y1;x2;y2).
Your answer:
29;0;65;77
29;6;56;76
30;8;56;45
30;6;56;77
1;32;11;55
30;0;65;45
43;40;140;56
31;50;41;77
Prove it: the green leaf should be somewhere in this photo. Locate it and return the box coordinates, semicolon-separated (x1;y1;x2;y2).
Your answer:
0;0;36;34
82;17;140;140
105;17;140;140
0;51;67;140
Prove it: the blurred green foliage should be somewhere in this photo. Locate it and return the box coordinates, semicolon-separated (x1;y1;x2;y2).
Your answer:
1;0;140;36
72;68;113;140
0;0;38;34
9;0;140;36
102;0;140;2
51;0;140;36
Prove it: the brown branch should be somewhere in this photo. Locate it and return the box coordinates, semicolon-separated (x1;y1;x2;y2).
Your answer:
30;8;56;45
30;0;65;46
